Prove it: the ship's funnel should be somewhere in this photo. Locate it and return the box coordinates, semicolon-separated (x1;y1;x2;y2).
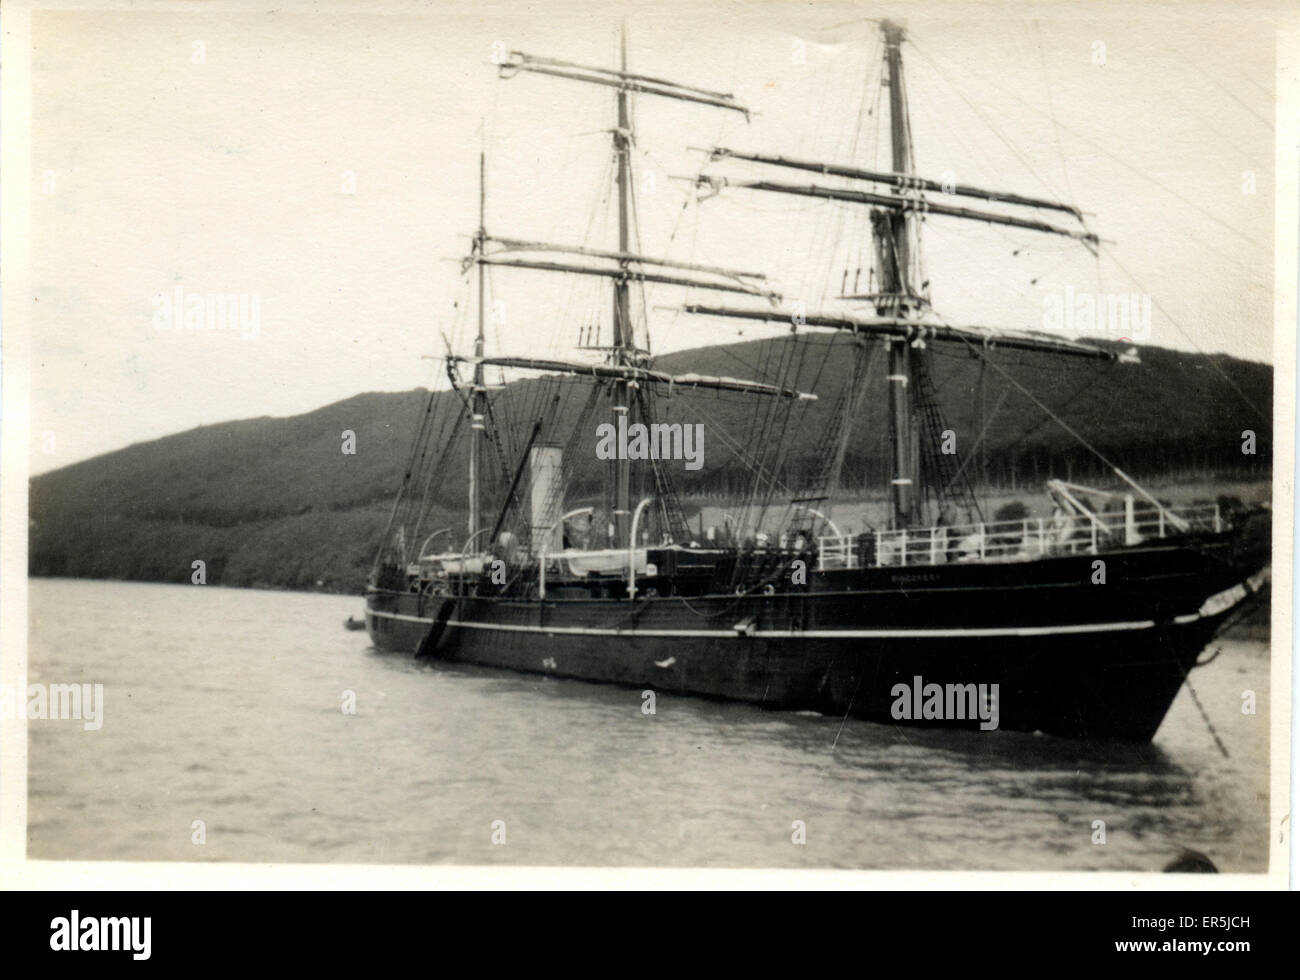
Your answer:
529;444;564;554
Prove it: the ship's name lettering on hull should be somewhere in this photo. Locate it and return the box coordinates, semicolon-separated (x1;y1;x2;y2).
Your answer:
889;572;942;585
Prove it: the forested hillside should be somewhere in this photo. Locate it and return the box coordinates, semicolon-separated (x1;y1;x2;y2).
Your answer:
30;335;1272;593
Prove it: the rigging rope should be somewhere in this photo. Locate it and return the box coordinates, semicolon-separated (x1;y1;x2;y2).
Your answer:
1098;244;1271;426
908;35;1268;257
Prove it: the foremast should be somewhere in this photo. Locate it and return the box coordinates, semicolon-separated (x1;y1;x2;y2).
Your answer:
880;19;921;529
683;18;1113;533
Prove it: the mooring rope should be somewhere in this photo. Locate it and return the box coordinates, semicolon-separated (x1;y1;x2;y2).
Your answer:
1181;674;1230;760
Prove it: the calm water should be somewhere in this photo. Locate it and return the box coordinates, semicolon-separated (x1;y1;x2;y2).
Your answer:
26;578;1271;870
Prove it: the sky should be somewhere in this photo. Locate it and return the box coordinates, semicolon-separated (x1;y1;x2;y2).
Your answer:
19;0;1286;475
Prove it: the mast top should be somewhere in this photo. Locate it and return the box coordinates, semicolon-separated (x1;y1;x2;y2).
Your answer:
880;19;907;44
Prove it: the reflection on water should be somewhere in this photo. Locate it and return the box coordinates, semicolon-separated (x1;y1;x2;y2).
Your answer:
27;579;1270;871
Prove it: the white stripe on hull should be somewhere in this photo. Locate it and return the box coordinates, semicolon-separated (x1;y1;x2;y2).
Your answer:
368;608;1161;638
369;610;436;624
444;618;1159;638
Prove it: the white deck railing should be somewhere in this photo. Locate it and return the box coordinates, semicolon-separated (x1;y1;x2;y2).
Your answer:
816;502;1222;570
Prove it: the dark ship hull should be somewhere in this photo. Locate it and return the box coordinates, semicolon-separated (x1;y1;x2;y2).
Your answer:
366;528;1269;741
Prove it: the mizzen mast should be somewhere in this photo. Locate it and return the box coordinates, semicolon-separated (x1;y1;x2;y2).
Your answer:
611;28;634;545
469;150;487;544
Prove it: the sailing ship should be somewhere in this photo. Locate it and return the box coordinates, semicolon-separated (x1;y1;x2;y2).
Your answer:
365;21;1270;741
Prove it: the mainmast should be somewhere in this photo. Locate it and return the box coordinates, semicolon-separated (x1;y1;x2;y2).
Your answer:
484;29;776;552
880;18;919;530
468;151;487;544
